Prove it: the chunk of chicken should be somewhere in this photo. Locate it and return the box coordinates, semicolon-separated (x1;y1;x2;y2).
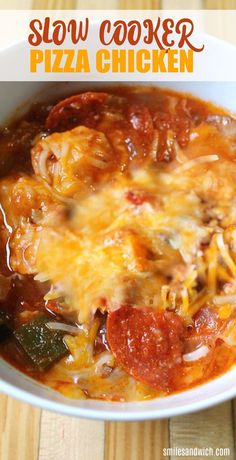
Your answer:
0;175;60;228
0;175;65;274
10;223;42;275
31;126;115;197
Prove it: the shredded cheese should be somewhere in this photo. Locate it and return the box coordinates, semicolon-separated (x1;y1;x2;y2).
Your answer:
216;233;236;277
206;235;218;293
183;345;210;362
174;154;219;172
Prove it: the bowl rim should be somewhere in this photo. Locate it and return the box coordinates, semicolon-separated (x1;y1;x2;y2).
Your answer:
1;372;236;421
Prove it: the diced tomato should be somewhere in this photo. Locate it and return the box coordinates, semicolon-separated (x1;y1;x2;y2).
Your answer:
127;104;153;137
184;307;224;353
125;190;149;205
156;131;175;162
153;111;172;131
194;307;223;335
153;111;191;148
107;306;185;391
45;300;65;316
46;92;108;131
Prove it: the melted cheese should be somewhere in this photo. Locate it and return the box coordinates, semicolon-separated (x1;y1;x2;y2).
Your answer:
1;121;236;323
32;121;236;322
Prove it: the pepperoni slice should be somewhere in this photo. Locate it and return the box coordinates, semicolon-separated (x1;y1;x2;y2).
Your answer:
107;306;185;391
46;92;108;131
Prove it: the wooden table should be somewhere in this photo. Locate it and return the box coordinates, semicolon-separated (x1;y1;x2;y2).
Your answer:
1;0;236;459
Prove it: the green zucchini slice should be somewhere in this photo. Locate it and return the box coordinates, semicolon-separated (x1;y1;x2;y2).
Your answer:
14;314;69;370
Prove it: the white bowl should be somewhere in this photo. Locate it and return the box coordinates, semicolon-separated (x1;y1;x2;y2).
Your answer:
1;51;236;421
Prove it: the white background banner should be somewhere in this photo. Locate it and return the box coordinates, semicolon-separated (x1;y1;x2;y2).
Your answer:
0;10;235;81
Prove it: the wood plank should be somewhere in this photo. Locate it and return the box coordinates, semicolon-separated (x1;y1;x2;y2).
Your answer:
39;411;105;460
169;402;234;460
162;0;202;8
232;399;236;440
163;0;236;7
32;0;76;9
104;420;169;460
75;0;119;7
204;0;236;8
32;0;119;8
3;0;235;11
119;0;160;9
0;0;33;7
0;394;41;460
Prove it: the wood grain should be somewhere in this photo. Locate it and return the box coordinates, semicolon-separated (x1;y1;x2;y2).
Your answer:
232;399;236;440
0;395;41;460
0;0;33;7
162;0;203;8
119;0;160;8
104;420;169;460
2;0;236;10
75;0;119;7
204;0;236;8
169;402;235;460
33;0;120;9
32;0;76;9
39;411;105;460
